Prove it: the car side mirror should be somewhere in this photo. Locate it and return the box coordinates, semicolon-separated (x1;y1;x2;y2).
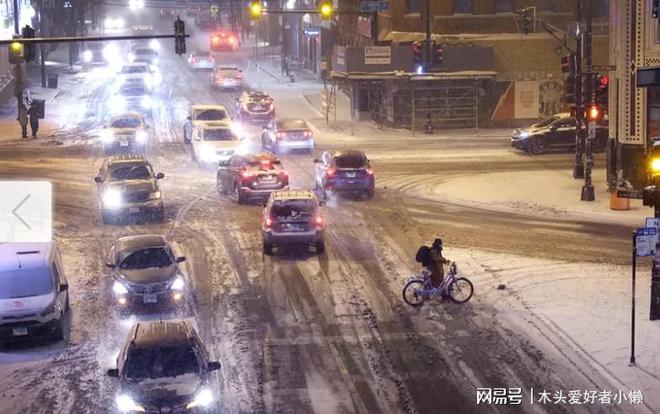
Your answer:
319;200;326;206
94;176;104;183
107;368;119;378
106;262;115;268
156;172;165;179
59;284;68;292
207;361;221;371
175;256;186;263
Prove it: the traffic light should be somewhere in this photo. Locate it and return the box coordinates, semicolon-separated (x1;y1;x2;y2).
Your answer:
21;25;36;62
594;74;608;108
431;41;443;70
319;1;333;20
249;1;262;20
8;40;24;64
654;0;659;19
586;104;603;122
560;53;577;105
521;7;535;35
174;17;186;55
412;41;423;71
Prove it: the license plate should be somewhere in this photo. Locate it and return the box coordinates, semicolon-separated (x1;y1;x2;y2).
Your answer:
144;294;157;303
259;176;276;183
119;140;129;147
12;327;28;336
128;206;140;214
345;172;356;178
254;105;263;110
286;223;304;231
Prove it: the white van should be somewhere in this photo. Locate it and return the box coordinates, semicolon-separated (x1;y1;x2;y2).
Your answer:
0;242;70;345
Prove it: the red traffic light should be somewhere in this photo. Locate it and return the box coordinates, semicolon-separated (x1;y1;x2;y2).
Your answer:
599;75;609;87
586;104;602;121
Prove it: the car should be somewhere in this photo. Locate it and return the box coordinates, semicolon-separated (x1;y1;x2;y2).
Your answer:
236;91;275;123
94;155;166;224
261;118;315;154
129;46;159;69
106;235;188;310
183;104;231;143
111;82;153;115
191;123;244;167
314;150;375;199
198;17;220;32
0;242;69;345
118;63;157;89
188;51;215;70
210;31;240;51
217;153;289;204
107;320;221;413
261;190;325;255
210;66;243;90
100;112;150;154
510;112;608;155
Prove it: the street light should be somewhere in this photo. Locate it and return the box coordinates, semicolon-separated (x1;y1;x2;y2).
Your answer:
319;1;333;19
249;1;263;20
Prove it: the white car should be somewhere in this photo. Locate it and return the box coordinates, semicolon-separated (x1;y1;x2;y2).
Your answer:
118;62;160;89
189;51;215;70
211;66;243;90
110;83;153;115
191;123;244;166
100;112;149;153
0;242;70;345
183;104;232;143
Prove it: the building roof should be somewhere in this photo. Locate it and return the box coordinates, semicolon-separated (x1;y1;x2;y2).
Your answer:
132;320;194;348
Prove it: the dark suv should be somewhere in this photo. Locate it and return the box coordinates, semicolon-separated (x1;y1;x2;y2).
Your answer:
314;150;375;199
107;320;221;413
216;153;289;204
107;235;188;311
94;155;165;224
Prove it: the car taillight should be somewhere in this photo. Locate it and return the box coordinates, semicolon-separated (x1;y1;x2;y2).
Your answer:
315;216;324;227
279;170;288;176
265;216;274;227
326;168;336;178
236;74;243;79
242;171;255;178
276;132;285;139
192;57;199;63
229;36;236;43
366;168;374;175
267;104;274;112
303;131;312;137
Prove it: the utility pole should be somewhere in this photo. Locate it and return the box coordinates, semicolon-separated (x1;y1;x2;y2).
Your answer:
581;0;595;201
39;0;46;88
12;0;25;138
573;0;585;179
423;0;431;72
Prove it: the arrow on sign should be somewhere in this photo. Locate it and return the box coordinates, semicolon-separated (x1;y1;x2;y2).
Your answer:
12;194;31;230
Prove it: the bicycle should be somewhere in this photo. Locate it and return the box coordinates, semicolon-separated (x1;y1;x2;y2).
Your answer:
402;262;474;306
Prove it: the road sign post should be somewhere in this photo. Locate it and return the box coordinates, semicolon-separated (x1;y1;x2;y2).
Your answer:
631;226;657;366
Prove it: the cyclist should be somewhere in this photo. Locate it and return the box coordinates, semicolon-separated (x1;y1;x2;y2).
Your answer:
416;238;450;288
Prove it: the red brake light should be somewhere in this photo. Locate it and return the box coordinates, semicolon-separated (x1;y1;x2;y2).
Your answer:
276;132;285;139
212;36;220;44
279;170;288;176
315;216;324;227
265;217;273;227
326;167;336;178
229;36;235;43
366;168;374;175
303;131;312;137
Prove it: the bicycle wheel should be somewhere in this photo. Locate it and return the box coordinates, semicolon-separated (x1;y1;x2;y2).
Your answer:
403;280;428;306
448;278;474;304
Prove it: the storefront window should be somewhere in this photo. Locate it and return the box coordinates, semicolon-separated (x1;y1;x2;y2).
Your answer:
453;0;472;14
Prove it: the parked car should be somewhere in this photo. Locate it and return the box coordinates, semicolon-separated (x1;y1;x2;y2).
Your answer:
236;91;275;123
261;118;315;154
100;112;150;154
94;155;165;224
216;152;289;204
210;66;243;90
261;190;325;255
0;242;70;345
188;51;215;70
107;320;221;413
511;112;608;155
314;150;375;199
191;123;244;167
106;235;188;311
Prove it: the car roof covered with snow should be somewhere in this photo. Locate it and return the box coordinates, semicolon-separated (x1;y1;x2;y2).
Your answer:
0;242;55;272
131;320;195;348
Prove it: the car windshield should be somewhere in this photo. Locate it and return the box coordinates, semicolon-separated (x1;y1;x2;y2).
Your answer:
134;49;154;55
196;51;210;57
120;247;172;269
111;117;141;128
335;154;367;169
194;109;227;121
121;66;147;74
121;86;146;96
109;164;152;180
124;346;200;380
271;200;315;218
247;158;280;167
248;93;269;101
204;129;236;141
278;119;308;130
531;116;561;128
0;268;53;299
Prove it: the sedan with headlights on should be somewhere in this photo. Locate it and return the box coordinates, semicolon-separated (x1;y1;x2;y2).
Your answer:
94;155;165;223
100;112;150;154
111;83;153;116
191;123;245;167
106;234;188;311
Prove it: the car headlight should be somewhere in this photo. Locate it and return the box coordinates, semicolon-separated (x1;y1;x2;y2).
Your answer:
83;50;93;62
103;189;122;209
101;129;114;143
113;281;129;295
170;276;185;290
149;190;161;200
40;301;56;317
185;388;213;409
116;394;146;413
149;39;160;51
141;96;152;109
128;52;136;62
151;57;159;65
518;131;530;139
135;130;147;142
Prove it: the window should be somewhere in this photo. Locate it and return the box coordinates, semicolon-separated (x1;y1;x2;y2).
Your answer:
406;0;421;13
453;0;472;14
52;263;61;285
494;0;513;13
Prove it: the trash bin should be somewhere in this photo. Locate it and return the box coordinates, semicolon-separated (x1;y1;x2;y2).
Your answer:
31;99;45;119
47;73;58;89
610;189;630;210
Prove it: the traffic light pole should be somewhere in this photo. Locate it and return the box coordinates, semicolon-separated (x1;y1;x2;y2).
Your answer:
423;0;431;72
581;0;595;201
573;0;585;180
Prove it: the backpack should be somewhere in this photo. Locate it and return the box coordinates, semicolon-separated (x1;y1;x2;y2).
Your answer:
415;245;432;266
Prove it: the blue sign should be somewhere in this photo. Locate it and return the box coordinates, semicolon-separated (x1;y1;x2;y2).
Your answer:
636;227;657;257
304;27;321;37
360;1;389;13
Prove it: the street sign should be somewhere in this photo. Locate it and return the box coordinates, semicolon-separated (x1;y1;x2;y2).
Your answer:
617;189;644;199
636;227;657;257
304;27;321;37
0;181;52;242
360;1;389;13
593;64;616;71
364;46;390;65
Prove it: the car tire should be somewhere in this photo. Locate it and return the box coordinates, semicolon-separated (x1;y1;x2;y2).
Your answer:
315;241;325;254
217;179;227;195
529;137;548;155
52;316;65;341
263;241;273;255
233;183;244;204
65;294;70;312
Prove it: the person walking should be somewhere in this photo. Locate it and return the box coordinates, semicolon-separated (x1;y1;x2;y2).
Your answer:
17;102;28;139
28;104;39;138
